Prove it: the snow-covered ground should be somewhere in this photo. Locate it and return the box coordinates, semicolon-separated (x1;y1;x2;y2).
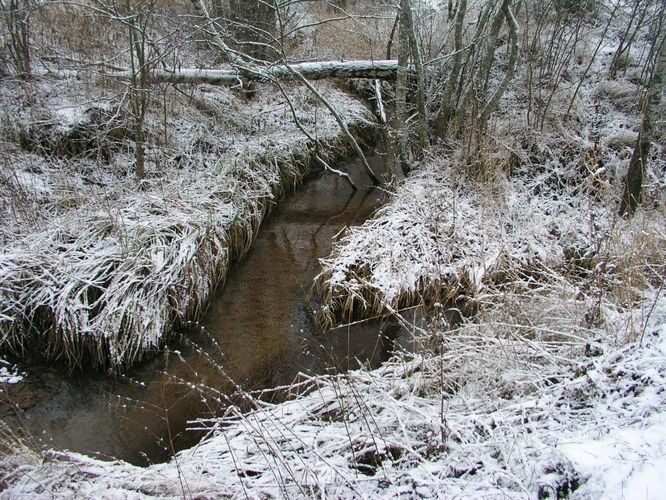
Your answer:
0;284;664;498
0;358;22;385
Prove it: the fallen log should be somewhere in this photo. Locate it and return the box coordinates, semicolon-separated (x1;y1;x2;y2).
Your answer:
110;60;401;86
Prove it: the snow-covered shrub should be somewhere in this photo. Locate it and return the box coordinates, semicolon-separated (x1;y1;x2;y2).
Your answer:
0;357;22;384
14;105;129;161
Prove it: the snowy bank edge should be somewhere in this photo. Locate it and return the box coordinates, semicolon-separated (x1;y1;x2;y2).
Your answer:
0;92;378;371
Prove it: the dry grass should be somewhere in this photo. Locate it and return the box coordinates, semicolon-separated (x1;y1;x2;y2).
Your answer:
0;76;376;371
0;135;364;370
313;136;665;329
1;278;663;497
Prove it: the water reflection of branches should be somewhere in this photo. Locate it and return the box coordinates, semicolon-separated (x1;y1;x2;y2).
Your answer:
311;187;375;252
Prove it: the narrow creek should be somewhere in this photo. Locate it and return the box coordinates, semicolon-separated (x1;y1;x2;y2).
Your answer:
2;146;409;466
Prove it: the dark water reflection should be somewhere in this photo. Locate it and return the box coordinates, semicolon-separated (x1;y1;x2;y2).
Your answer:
2;147;412;466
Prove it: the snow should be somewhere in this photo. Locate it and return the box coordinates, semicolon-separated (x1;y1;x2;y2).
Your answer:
557;312;666;499
1;290;665;498
0;358;22;384
1;0;665;497
563;416;666;499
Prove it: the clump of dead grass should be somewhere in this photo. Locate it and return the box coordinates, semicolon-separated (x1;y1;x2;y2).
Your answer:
313;146;613;328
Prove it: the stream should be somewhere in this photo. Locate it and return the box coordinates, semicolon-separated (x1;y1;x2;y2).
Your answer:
1;146;411;466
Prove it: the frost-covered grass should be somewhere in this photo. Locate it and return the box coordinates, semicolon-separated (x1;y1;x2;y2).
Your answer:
1;0;665;495
2;137;664;496
0;283;664;498
314;0;666;329
314;146;665;329
0;78;375;369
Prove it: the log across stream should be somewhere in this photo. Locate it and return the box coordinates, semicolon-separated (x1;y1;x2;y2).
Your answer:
2;145;413;466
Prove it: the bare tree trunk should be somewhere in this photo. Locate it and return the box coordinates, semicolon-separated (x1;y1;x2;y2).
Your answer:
2;0;32;78
402;0;429;153
620;31;666;216
396;0;412;175
126;0;152;180
477;0;519;131
386;10;399;59
477;0;506;96
436;0;466;138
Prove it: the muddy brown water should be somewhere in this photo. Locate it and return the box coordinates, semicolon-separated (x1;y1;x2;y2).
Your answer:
1;147;414;466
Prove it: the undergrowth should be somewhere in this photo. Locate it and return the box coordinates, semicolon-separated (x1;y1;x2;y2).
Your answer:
0;278;663;497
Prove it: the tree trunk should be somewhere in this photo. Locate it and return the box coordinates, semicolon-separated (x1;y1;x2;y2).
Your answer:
3;0;32;78
228;0;276;61
477;0;519;132
127;1;149;180
403;0;429;153
396;0;411;175
620;32;666;216
436;0;466;138
113;60;403;85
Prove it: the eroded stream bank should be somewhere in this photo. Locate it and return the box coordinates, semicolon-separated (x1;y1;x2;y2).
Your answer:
1;145;411;466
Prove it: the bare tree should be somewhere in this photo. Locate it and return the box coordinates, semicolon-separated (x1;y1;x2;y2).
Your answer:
187;0;382;185
121;0;158;180
620;17;666;216
476;0;519;133
403;0;428;153
0;0;32;78
433;0;519;146
228;0;277;61
609;0;651;79
435;0;466;138
395;0;411;173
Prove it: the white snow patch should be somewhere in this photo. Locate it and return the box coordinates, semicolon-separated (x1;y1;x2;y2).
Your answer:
0;358;23;384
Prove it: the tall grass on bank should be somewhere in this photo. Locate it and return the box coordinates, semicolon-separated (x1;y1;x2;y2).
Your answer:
0;70;376;371
314;138;666;330
0;126;372;371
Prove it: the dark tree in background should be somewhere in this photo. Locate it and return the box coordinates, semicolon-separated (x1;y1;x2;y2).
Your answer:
228;0;276;60
620;11;666;216
0;0;32;78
